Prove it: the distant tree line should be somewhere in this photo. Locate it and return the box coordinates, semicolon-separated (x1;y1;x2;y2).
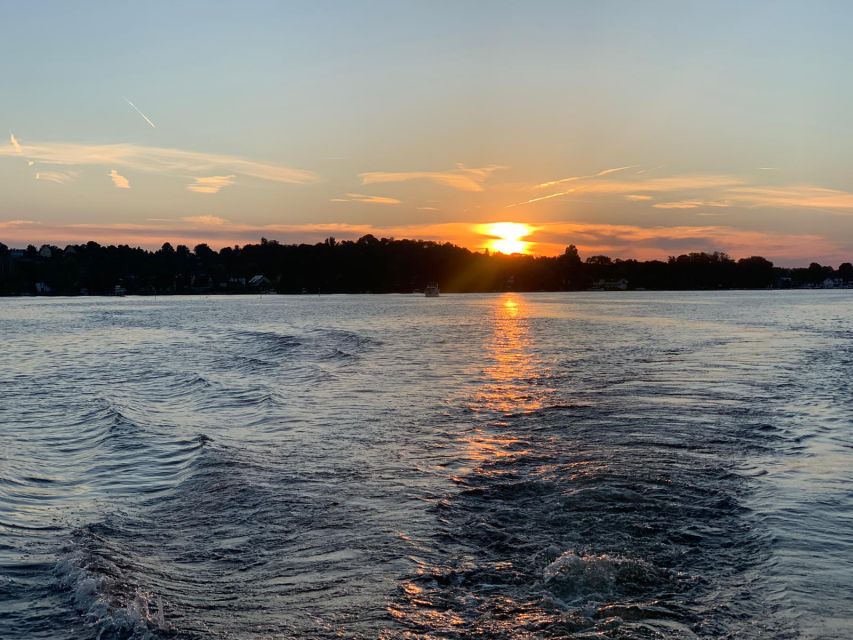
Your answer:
1;236;851;295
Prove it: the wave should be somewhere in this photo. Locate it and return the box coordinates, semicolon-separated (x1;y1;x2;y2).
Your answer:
541;551;671;603
56;524;171;640
230;327;380;363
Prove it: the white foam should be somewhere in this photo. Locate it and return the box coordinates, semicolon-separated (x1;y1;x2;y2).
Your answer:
56;548;169;639
542;550;658;598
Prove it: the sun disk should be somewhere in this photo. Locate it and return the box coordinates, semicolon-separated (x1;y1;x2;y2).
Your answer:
478;222;534;254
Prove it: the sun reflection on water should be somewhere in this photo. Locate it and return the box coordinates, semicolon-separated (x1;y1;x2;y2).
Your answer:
474;295;547;415
391;295;565;635
459;295;555;466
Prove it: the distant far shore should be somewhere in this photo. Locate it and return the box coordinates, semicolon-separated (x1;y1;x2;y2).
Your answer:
5;286;853;300
3;288;852;300
2;236;851;296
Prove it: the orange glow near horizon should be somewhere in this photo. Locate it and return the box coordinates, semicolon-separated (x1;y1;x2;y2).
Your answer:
478;222;533;255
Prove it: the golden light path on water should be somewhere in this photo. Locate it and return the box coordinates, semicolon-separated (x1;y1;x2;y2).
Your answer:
464;295;550;464
393;294;552;633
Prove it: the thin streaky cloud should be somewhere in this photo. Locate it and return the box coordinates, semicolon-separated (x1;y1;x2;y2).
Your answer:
361;164;505;192
596;165;640;177
536;165;639;189
125;98;157;129
0;219;37;228
181;215;229;226
634;164;665;175
528;168;853;214
728;185;853;210
572;175;746;195
0;140;320;185
517;171;853;214
108;169;130;189
508;190;574;207
330;193;401;205
653;200;730;209
35;170;76;185
522;175;746;205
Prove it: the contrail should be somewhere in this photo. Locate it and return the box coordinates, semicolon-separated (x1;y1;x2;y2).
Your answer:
10;131;22;153
125;98;157;128
536;165;638;189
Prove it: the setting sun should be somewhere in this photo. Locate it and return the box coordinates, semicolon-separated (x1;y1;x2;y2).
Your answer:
479;222;533;254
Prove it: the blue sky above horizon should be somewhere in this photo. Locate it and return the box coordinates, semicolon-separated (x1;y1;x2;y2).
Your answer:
3;1;853;265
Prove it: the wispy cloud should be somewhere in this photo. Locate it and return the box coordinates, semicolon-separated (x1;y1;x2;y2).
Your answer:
180;215;229;226
9;131;22;153
653;200;729;209
508;190;573;207
513;173;746;207
125;98;157;129
572;174;745;196
0;219;37;229
0;140;319;185
634;164;665;176
330;192;401;205
536;165;638;189
729;185;853;210
108;169;130;189
187;175;236;194
35;170;76;185
360;164;506;192
517;166;853;215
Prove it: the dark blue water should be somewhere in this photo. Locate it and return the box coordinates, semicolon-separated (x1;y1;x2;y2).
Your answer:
0;292;850;639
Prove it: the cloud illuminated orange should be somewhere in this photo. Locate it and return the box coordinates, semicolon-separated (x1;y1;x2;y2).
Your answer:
0;218;845;265
360;164;506;192
187;175;236;194
108;169;130;189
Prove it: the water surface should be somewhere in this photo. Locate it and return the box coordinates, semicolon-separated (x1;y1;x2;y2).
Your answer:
1;292;850;639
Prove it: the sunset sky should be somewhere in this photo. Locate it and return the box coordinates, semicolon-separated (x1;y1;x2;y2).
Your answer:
3;1;853;264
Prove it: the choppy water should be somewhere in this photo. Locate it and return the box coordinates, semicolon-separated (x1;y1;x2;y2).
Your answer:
1;292;851;639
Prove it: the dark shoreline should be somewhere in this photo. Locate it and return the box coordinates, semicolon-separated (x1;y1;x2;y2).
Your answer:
3;287;852;299
2;236;851;296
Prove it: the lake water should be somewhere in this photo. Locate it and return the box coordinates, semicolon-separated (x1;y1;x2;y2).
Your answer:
0;291;850;639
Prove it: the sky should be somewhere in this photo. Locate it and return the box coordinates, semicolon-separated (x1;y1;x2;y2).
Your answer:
3;0;853;265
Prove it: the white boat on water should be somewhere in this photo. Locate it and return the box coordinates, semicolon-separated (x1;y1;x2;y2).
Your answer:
424;282;440;297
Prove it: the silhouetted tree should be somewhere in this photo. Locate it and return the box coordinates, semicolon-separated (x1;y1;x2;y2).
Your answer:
0;237;845;295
